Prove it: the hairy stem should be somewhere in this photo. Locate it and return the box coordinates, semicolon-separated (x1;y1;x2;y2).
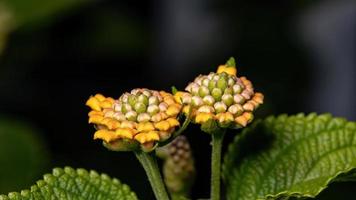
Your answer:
135;150;170;200
211;130;226;200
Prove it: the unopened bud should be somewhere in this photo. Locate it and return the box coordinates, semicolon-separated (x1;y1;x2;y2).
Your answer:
125;110;137;121
137;113;151;122
214;102;227;113
233;94;245;104
202;78;210;87
233;84;242;94
203;95;215;106
217;77;228;91
198;105;214;113
149;96;159;105
198;86;210;97
208;80;217;91
147;104;159;115
211;88;222;101
222;94;233;106
128;95;137;106
191;96;203;107
121;103;132;114
159;102;168;112
134;102;147;114
228;104;243;115
138;94;149;105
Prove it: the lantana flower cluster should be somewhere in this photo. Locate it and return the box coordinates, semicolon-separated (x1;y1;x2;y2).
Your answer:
86;88;182;151
175;62;263;129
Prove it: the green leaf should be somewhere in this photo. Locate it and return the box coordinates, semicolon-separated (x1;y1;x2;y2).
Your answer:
223;113;356;200
225;57;236;67
0;117;49;194
0;167;138;200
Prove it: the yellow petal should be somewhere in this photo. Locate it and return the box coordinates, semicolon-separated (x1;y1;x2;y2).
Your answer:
242;102;255;111
120;121;137;129
137;122;155;132
88;110;103;117
100;100;113;109
217;65;237;76
89;115;104;124
94;130;118;143
94;94;106;101
216;112;234;124
242;112;254;123
101;118;120;130
234;115;247;127
86;96;101;111
253;93;264;104
155;120;171;131
174;91;185;103
166;118;180;127
115;128;135;139
195;113;214;124
159;91;171;97
134;131;160;144
166;105;181;117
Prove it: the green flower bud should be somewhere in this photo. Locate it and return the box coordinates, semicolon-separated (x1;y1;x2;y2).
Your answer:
211;88;222;101
233;84;242;94
208;80;217;91
147;104;159;115
214;102;227;113
134;102;147;114
148;96;159;105
138;94;149;105
191;96;203;107
217;77;228;91
228;104;243;115
224;87;233;95
213;74;220;81
121;103;132;114
233;94;245;104
137;113;151;122
125;110;137;121
222;94;234;106
203;95;215;106
198;86;210;97
128;95;137;107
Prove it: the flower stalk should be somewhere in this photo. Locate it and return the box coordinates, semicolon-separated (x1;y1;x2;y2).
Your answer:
134;150;170;200
211;129;226;200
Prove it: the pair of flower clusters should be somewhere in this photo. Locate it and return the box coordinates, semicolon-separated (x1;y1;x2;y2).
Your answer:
86;58;264;151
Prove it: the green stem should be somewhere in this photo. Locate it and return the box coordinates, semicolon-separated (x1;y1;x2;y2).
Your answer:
211;130;226;200
135;150;170;200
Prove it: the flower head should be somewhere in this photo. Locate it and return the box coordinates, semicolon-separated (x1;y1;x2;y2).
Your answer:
86;88;182;151
175;57;263;130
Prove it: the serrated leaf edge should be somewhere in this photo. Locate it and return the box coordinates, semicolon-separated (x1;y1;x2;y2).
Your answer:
223;113;356;200
0;166;138;200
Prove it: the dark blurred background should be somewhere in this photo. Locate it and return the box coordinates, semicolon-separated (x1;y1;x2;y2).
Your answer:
0;0;355;199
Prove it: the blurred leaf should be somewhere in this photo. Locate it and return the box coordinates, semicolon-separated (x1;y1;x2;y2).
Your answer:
223;113;356;200
3;0;91;27
0;0;92;55
0;116;48;194
0;167;138;200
